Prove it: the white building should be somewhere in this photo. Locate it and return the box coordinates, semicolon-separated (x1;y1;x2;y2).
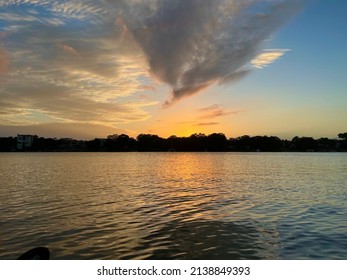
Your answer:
17;135;35;150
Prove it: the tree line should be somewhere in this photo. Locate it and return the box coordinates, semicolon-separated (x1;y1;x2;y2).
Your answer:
1;132;347;152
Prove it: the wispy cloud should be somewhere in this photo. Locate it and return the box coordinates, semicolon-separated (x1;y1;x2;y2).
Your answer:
199;104;244;119
173;104;240;128
0;0;108;21
195;122;220;127
57;44;80;57
50;1;108;20
251;49;289;69
0;1;156;130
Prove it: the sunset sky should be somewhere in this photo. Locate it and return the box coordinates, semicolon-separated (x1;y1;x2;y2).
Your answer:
0;0;346;140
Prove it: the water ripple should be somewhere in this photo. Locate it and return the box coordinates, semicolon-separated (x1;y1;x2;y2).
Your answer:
1;152;346;259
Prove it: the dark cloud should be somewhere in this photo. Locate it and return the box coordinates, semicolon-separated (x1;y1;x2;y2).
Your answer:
163;83;212;107
113;0;301;104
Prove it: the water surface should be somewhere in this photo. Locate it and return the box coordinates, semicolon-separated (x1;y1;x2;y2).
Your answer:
0;153;346;259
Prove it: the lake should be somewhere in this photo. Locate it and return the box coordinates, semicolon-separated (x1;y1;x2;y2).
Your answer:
0;152;346;259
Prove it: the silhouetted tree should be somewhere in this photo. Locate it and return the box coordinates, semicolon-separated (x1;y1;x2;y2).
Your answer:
338;132;347;151
338;133;347;140
254;136;283;151
168;136;179;151
106;134;136;151
228;135;283;151
87;139;104;151
292;136;317;151
137;134;165;151
32;137;59;151
229;135;251;151
317;138;338;152
188;133;208;151
0;137;16;152
2;132;346;153
207;133;227;151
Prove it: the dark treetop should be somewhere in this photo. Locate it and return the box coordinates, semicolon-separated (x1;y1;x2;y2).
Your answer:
1;133;346;152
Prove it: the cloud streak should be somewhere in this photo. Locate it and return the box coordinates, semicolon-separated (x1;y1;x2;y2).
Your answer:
198;104;244;119
251;49;289;69
113;0;301;105
195;122;220;127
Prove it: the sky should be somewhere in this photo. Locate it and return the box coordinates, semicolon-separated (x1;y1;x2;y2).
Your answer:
0;0;346;140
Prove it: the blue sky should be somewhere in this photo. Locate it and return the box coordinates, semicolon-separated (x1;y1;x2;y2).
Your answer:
0;0;346;139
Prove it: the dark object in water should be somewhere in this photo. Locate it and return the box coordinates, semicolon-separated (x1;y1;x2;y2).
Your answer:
17;247;50;260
